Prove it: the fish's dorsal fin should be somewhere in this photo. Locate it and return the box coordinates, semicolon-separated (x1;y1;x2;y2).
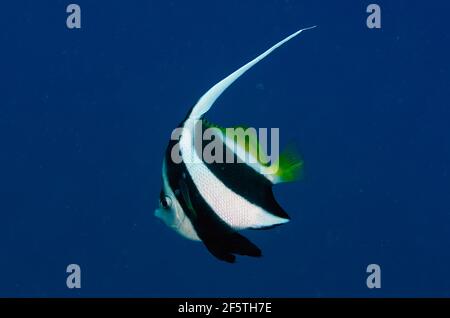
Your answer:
187;26;317;120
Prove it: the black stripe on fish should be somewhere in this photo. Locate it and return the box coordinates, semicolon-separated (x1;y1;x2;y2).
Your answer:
199;120;291;223
164;140;262;263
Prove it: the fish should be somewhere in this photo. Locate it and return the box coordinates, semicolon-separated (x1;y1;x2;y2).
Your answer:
155;26;316;263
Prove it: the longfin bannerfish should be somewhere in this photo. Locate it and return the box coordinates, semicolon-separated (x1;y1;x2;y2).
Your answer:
155;26;316;263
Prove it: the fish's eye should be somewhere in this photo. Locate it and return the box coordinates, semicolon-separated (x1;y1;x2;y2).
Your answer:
160;196;172;210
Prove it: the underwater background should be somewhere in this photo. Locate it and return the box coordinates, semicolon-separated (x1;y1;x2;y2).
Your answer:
1;0;449;297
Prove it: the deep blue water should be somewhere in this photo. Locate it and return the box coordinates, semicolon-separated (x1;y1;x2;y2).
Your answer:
1;1;449;297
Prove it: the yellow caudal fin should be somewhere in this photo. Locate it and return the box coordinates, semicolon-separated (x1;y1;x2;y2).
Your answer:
271;145;304;184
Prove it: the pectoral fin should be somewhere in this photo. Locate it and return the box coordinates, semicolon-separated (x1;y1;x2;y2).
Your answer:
179;179;197;219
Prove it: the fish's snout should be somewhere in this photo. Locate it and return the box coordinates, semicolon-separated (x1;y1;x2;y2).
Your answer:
154;208;163;219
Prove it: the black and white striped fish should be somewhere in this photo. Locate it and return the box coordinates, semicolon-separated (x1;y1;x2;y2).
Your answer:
155;27;315;263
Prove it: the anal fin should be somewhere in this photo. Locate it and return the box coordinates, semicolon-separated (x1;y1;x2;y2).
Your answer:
202;230;262;263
